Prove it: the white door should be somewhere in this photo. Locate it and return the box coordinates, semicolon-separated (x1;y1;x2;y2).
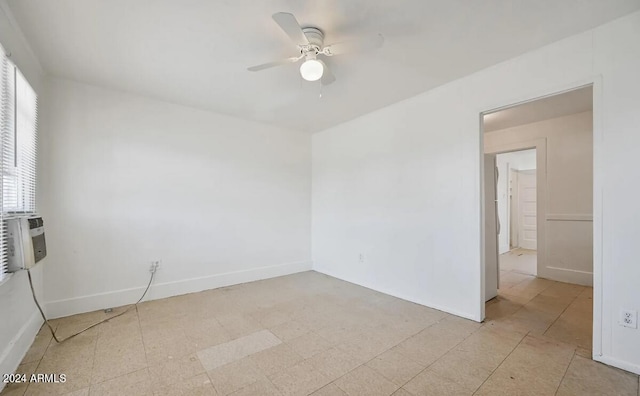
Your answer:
496;159;510;254
509;169;519;248
517;170;537;250
484;154;499;301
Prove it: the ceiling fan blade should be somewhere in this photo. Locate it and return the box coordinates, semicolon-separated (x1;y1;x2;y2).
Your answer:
322;34;384;56
247;56;302;72
272;12;309;45
318;60;335;86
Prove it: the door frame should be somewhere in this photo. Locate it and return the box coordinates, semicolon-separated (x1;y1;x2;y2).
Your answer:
478;77;601;358
486;143;546;280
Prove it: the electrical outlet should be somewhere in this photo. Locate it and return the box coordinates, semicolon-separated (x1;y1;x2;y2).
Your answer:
149;260;161;273
620;309;637;329
358;253;366;264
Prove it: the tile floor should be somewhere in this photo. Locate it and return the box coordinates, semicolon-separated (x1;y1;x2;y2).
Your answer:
499;248;537;276
2;271;638;396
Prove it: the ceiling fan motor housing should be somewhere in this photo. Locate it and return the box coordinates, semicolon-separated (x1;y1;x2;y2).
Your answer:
301;27;324;54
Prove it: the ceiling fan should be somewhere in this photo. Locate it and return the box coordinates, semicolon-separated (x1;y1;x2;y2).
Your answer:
248;12;384;85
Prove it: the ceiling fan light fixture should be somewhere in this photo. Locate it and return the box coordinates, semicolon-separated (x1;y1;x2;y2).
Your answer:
300;59;324;81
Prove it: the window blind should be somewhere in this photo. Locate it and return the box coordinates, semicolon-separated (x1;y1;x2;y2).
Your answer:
0;45;38;281
15;69;38;214
0;46;13;280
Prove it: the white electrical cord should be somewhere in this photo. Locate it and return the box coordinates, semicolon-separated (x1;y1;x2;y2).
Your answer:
27;268;155;343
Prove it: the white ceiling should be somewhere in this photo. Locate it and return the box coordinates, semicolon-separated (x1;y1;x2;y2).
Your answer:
484;86;593;132
5;0;639;132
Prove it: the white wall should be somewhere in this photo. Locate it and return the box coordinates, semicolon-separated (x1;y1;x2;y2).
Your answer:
39;78;312;318
0;3;45;389
495;149;537;253
312;11;640;374
487;112;592;284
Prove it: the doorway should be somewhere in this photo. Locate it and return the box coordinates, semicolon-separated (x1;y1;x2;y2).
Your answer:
498;149;537;278
481;85;595;354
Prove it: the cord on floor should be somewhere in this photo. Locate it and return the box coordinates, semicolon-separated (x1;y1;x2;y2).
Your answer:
27;268;155;343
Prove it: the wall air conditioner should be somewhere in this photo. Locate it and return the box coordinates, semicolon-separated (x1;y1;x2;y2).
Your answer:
7;216;47;272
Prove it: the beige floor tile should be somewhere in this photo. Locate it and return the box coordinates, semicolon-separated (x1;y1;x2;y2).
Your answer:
391;388;414;396
310;383;348;396
137;307;186;334
499;270;534;288
91;334;147;384
575;347;591;358
42;331;97;362
197;330;281;371
544;296;593;349
335;331;393;364
390;388;414;396
334;365;399;396
428;349;493;392
306;348;362;381
148;353;205;390
1;361;39;396
578;287;593;299
392;317;479;367
365;349;425;386
21;326;53;364
313;323;365;346
507;304;560;334
5;273;632;396
499;249;537;276
447;323;525;375
501;277;556;300
88;368;152;396
269;321;311;342
285;332;333;359
475;319;528;344
26;334;97;395
250;343;303;378
484;296;524;321
63;388;89;396
23;367;90;396
52;311;107;340
498;290;536;306
372;319;428;342
142;327;198;366
228;378;281;396
215;314;265;340
474;334;575;396
269;361;331;396
556;355;638;396
369;324;416;348
207;357;267;395
540;282;585;299
154;373;218;396
183;317;231;351
403;369;472;396
96;309;140;341
525;294;575;316
249;308;292;328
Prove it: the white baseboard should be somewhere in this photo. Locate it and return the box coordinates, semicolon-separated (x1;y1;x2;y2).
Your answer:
594;354;640;375
313;267;480;322
0;311;42;392
540;266;593;286
45;260;313;319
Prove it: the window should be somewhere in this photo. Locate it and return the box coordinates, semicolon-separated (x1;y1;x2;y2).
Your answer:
0;45;38;281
